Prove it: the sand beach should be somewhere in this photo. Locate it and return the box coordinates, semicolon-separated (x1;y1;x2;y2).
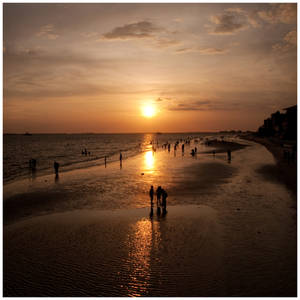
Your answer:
3;138;297;296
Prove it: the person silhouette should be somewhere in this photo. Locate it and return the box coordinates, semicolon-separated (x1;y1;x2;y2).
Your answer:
120;152;123;168
162;189;168;215
30;158;37;172
156;186;162;207
227;149;231;162
54;161;60;175
149;185;154;206
104;156;107;168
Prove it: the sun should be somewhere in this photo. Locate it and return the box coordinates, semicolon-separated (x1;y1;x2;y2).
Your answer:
142;105;156;118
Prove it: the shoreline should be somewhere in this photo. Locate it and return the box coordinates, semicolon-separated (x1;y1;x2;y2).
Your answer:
201;139;248;154
241;134;297;196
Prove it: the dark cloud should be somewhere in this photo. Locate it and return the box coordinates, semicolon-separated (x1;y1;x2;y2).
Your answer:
176;47;227;55
209;4;297;36
166;94;294;112
102;21;161;40
168;100;219;111
210;13;248;35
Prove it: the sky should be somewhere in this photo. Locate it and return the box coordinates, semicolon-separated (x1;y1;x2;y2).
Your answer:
3;3;297;133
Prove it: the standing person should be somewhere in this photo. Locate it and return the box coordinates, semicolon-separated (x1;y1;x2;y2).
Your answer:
162;189;168;214
182;144;184;152
227;149;231;161
29;158;37;173
104;156;107;168
120;151;123;168
156;186;162;207
149;186;154;206
54;161;60;175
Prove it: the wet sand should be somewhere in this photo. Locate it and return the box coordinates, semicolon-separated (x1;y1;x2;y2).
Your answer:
241;134;297;195
3;138;297;296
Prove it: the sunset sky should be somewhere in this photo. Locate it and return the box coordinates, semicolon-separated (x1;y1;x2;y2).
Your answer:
3;3;297;133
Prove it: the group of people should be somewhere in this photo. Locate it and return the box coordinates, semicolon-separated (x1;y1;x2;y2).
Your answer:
149;185;168;215
190;147;198;156
81;149;91;156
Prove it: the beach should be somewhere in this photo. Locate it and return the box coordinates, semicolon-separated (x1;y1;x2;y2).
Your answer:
3;137;297;296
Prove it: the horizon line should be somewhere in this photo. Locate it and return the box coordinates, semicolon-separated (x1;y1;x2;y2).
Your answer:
3;130;254;135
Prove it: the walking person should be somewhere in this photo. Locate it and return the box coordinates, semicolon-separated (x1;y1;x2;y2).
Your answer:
156;186;162;207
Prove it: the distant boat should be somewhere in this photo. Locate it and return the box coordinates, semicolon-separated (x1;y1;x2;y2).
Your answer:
24;132;32;136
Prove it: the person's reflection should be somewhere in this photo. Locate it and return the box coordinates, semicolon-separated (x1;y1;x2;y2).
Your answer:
149;206;153;219
55;173;59;183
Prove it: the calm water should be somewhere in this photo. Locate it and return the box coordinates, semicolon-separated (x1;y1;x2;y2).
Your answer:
3;133;215;184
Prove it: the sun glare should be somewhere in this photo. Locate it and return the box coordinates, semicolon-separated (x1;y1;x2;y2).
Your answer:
142;106;156;118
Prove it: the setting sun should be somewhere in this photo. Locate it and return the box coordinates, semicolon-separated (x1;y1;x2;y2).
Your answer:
142;106;156;118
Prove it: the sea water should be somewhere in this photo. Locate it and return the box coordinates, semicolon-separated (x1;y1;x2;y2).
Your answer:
3;132;215;183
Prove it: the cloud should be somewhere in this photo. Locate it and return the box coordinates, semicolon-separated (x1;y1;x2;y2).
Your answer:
208;4;296;36
258;4;296;24
156;97;172;102
3;48;134;100
284;30;297;45
176;47;227;55
155;38;180;48
36;24;59;40
210;12;248;35
168;100;220;111
272;30;297;53
102;21;161;40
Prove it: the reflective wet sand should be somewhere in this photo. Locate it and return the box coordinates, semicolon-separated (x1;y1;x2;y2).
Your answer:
4;206;223;297
3;139;297;296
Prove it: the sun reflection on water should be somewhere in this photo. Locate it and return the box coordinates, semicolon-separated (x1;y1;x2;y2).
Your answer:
144;151;155;172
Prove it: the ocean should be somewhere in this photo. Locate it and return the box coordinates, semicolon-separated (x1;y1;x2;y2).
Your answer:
3;132;215;184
